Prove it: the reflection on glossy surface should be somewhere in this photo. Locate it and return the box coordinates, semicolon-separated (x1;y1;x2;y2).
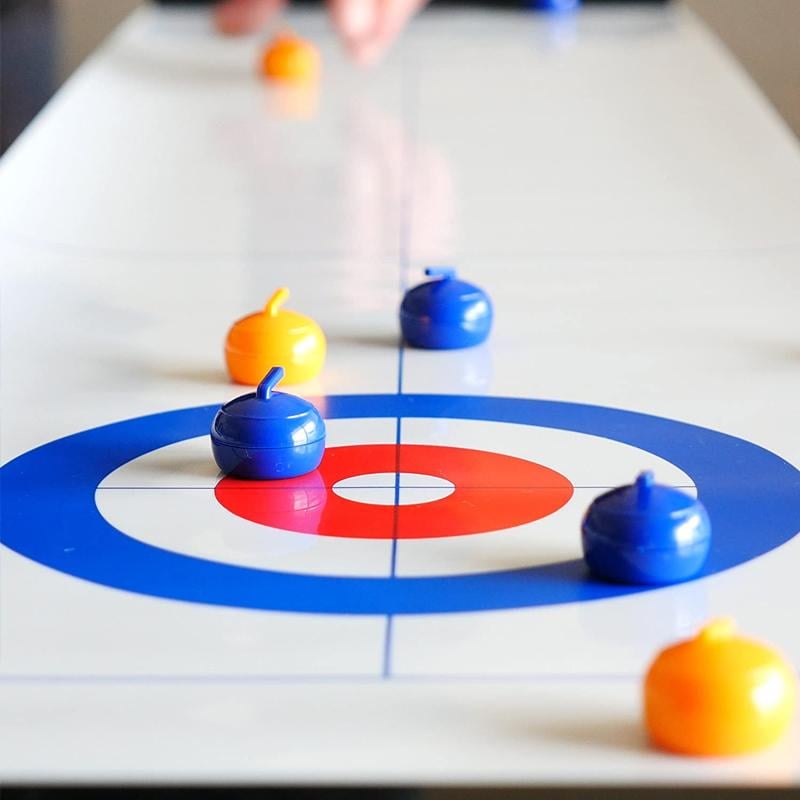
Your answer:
578;576;708;653
216;467;328;534
405;342;493;392
265;82;320;120
230;94;456;372
216;443;572;539
540;5;578;50
340;100;455;278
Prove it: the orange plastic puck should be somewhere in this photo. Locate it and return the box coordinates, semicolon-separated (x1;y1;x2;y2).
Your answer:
644;619;796;756
261;34;320;82
224;288;326;386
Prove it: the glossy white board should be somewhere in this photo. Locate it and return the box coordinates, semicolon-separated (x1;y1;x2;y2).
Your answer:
1;2;800;786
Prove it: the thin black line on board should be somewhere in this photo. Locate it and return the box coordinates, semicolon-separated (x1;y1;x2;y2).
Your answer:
93;485;699;491
0;672;640;685
5;228;799;263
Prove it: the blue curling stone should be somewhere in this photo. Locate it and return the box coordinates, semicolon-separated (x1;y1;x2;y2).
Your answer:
400;267;493;350
581;471;711;585
530;0;580;12
211;366;325;480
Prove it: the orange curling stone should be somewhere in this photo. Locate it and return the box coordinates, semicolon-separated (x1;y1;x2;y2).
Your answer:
644;618;796;756
225;288;326;386
261;34;320;82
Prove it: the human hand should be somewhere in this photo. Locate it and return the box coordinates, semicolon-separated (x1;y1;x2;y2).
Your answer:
327;0;428;64
214;0;428;64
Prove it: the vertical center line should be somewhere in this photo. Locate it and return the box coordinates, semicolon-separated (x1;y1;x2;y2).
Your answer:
382;348;404;680
382;54;417;681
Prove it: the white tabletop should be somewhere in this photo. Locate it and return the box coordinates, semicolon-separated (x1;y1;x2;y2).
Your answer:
1;2;800;786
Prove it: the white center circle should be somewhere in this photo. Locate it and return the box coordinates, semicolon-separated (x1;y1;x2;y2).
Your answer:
96;417;696;577
333;473;456;506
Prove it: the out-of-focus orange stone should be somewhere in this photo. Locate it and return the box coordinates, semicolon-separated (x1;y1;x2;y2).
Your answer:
261;34;320;82
644;619;796;756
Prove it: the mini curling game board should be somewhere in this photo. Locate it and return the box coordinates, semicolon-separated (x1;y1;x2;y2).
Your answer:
1;2;800;788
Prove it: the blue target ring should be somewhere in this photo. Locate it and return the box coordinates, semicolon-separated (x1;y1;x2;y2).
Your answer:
2;394;799;615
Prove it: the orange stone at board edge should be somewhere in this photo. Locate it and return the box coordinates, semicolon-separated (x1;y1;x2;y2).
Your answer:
644;618;797;756
261;34;320;82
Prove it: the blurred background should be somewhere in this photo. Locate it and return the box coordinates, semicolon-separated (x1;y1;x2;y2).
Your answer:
2;0;799;154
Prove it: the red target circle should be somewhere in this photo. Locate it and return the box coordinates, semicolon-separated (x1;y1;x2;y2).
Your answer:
215;444;573;539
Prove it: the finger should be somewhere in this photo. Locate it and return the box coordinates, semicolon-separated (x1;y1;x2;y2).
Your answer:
214;0;285;36
326;0;377;48
350;0;427;64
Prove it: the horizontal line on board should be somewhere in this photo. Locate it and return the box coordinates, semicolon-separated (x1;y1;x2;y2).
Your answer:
5;229;798;262
0;233;402;263
95;485;696;491
0;673;639;685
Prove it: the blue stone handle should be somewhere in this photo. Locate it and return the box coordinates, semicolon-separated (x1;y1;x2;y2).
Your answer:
256;366;285;400
425;266;457;280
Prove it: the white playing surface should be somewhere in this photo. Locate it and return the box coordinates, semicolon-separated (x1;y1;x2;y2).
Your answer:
2;2;800;786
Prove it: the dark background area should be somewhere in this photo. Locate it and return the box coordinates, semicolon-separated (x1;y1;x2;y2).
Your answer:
4;788;800;798
1;0;57;152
